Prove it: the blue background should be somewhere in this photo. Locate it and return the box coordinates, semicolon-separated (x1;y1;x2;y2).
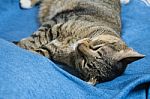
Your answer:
0;0;150;98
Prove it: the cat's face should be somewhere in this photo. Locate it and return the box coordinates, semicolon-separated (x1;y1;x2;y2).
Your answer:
75;35;144;85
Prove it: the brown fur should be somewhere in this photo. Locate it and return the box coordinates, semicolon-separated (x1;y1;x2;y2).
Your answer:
16;0;144;85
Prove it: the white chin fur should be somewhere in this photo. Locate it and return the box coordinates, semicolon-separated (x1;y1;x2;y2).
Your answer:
20;0;32;9
120;0;130;4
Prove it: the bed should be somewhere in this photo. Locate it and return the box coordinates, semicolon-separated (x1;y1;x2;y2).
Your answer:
0;0;150;98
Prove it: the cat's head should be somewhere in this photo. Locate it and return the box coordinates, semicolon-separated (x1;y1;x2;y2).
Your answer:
75;35;144;85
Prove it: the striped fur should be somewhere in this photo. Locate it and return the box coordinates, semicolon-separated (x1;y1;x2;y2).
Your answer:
16;0;144;85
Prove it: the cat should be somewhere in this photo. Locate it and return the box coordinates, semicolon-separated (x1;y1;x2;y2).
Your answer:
16;0;145;85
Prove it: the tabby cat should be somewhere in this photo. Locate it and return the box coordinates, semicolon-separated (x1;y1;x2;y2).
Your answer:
16;0;145;85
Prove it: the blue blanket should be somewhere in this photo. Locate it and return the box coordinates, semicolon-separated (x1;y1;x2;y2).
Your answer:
0;0;150;98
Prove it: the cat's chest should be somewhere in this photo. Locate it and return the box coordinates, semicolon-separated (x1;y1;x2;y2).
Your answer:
51;37;78;51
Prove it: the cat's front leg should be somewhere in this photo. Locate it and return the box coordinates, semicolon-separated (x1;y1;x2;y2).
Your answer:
34;43;56;59
14;21;56;51
34;40;74;67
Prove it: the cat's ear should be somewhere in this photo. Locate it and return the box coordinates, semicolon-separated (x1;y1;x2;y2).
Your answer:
114;48;145;65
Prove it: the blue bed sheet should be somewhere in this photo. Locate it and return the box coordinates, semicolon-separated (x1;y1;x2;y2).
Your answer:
0;0;150;98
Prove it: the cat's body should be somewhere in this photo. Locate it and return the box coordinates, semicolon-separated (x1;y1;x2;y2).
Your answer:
17;0;144;85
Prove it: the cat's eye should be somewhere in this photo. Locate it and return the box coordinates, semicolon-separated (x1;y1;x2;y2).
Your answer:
87;63;93;68
90;44;104;50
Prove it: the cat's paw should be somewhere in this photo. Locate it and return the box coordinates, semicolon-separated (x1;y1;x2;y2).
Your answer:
141;0;150;6
20;0;32;9
120;0;130;4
